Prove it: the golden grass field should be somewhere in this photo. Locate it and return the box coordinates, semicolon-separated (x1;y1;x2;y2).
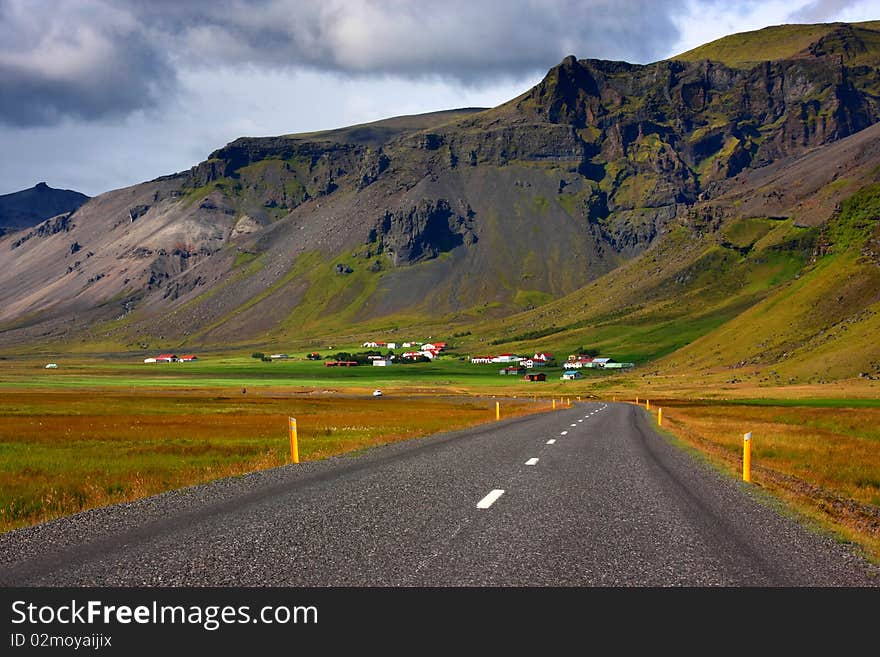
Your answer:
0;388;548;533
638;398;880;562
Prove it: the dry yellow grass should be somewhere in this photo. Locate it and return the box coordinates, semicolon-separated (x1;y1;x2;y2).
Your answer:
650;401;880;562
0;389;548;533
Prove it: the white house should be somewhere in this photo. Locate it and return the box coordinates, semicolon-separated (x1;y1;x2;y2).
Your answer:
363;341;379;348
493;354;521;363
386;342;397;350
402;342;413;348
533;352;553;361
143;358;157;363
470;356;494;364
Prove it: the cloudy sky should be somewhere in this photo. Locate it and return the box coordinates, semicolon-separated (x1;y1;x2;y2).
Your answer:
1;0;877;196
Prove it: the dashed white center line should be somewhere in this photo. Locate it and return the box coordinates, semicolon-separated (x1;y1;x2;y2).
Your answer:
476;489;505;509
525;457;539;466
560;430;568;435
546;439;556;444
578;419;583;423
570;423;577;427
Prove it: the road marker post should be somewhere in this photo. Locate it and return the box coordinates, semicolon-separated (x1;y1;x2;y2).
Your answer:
636;396;639;405
646;399;650;410
289;417;299;464
496;401;500;421
552;399;556;410
743;432;752;482
658;407;662;426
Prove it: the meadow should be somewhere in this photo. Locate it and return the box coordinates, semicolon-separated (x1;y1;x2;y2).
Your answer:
645;399;880;562
0;381;549;533
3;351;879;564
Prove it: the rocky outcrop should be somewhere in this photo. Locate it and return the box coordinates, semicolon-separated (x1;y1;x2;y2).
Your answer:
368;199;477;265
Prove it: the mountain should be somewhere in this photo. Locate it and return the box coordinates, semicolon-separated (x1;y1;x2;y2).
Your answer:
0;182;89;237
0;20;878;382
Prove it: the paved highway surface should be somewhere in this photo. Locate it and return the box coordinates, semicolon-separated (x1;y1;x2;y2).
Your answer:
1;402;876;586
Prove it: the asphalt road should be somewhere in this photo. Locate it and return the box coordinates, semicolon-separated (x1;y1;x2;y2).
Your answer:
0;402;876;586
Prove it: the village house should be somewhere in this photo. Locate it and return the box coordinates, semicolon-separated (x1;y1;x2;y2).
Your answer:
562;370;583;380
155;353;177;362
521;357;548;368
178;355;198;362
493;353;521;363
372;358;393;367
523;372;547;382
470;356;495;364
499;365;526;375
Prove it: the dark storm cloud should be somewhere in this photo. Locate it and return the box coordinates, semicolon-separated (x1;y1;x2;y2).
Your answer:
0;0;684;127
0;0;175;126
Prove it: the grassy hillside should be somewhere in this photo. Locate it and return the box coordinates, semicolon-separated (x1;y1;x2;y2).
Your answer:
657;182;880;383
673;20;880;68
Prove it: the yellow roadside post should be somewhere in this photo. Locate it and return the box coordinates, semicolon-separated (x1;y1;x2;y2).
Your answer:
743;432;752;482
552;399;556;410
646;399;650;410
658;407;662;426
496;401;500;421
289;417;299;464
636;396;639;405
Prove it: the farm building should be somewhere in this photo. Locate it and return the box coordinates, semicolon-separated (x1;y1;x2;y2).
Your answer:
561;371;583;380
269;353;289;359
143;358;157;363
372;358;393;367
522;358;547;368
523;372;546;382
604;361;635;369
494;354;521;363
533;352;553;361
470;356;494;364
155;354;177;362
178;355;198;362
500;366;526;375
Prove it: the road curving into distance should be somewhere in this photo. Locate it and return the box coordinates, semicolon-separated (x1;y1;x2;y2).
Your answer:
0;402;877;586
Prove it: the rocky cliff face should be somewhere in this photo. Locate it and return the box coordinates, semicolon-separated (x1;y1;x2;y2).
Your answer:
1;22;878;348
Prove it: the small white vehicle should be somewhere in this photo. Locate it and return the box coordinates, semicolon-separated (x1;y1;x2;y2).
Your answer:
44;363;58;369
372;389;383;397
